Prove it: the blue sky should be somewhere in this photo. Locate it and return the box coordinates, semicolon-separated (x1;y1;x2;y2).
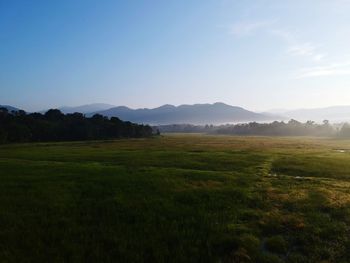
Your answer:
1;0;350;111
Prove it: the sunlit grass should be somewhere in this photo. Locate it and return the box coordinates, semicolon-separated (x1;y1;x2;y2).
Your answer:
1;135;350;262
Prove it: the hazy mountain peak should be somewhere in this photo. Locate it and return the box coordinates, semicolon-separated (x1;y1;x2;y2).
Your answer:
113;106;131;111
213;102;228;106
92;102;277;125
156;104;176;110
57;103;115;114
0;105;21;112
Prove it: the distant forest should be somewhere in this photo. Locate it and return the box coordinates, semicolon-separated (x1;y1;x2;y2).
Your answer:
3;106;350;144
158;120;350;138
0;108;154;143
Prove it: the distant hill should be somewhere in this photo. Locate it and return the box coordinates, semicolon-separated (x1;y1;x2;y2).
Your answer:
90;102;278;125
276;106;350;122
54;103;115;114
0;105;21;112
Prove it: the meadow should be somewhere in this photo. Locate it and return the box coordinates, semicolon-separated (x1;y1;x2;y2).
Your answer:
1;134;350;262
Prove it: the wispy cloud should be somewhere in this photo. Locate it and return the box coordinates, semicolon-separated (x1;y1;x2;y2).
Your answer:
287;42;326;61
228;19;338;78
229;20;276;37
269;29;295;43
269;29;326;61
295;62;350;79
231;23;326;62
287;43;316;56
313;54;327;61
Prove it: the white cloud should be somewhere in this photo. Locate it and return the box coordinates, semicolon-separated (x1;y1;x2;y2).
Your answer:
269;29;296;43
229;21;327;63
229;20;276;37
287;43;326;61
313;54;327;62
295;62;350;78
269;30;326;61
287;43;316;56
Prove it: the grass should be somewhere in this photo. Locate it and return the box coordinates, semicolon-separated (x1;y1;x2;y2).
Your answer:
1;134;350;262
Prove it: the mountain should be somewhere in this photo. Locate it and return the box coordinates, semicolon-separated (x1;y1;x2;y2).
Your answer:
56;103;115;114
90;102;278;125
0;105;21;112
275;106;350;122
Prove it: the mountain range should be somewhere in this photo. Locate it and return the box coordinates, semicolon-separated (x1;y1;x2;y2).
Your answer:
4;103;350;124
6;102;278;125
87;102;280;125
57;103;115;114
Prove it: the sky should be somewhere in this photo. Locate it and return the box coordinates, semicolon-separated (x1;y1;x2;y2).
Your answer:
1;0;350;112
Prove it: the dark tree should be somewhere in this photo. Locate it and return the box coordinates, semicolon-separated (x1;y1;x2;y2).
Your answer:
0;109;156;144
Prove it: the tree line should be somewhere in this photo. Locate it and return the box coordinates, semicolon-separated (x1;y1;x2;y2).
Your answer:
157;120;350;138
216;120;336;136
0;108;155;144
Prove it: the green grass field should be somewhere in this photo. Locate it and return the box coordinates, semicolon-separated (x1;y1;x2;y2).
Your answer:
1;134;350;262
